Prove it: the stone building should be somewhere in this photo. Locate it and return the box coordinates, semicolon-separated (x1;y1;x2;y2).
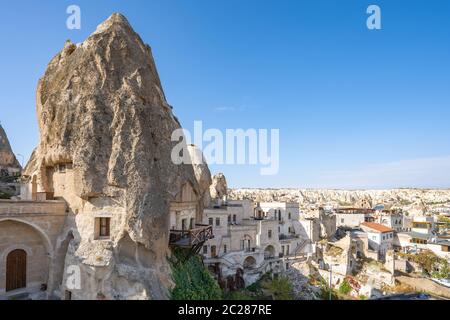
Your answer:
201;179;315;288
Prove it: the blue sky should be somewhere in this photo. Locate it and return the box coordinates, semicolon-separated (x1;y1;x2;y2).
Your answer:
0;0;449;189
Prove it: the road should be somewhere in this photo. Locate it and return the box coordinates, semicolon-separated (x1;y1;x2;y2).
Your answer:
396;275;450;299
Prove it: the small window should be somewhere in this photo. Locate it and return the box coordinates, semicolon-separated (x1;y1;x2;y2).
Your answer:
268;230;272;239
65;290;72;300
228;215;231;223
211;245;217;258
233;215;237;222
288;212;291;219
341;218;345;223
215;218;220;226
58;164;66;173
223;245;227;254
100;218;110;237
208;218;214;226
95;217;111;239
203;245;208;254
189;218;195;229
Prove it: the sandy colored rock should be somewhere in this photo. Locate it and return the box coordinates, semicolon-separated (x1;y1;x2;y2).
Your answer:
210;173;228;201
229;188;450;215
0;125;21;174
0;125;21;197
23;13;202;300
188;145;212;207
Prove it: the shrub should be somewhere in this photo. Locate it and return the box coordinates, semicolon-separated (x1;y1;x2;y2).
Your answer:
260;275;294;300
169;249;222;300
338;279;352;295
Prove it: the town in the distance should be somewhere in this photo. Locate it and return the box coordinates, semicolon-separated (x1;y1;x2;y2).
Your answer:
0;13;449;301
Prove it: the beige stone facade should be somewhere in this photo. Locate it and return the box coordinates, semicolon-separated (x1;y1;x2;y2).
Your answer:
0;200;67;298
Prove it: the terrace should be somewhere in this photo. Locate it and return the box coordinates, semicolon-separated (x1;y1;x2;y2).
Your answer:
169;224;214;251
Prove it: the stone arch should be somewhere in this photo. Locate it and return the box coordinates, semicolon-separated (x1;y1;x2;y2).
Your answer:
0;219;52;293
243;256;256;269
264;245;275;259
1;245;33;265
0;218;53;257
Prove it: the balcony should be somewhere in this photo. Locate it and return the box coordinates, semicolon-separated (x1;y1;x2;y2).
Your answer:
169;224;214;248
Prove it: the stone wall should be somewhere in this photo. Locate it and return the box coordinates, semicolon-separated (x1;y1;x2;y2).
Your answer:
0;200;67;297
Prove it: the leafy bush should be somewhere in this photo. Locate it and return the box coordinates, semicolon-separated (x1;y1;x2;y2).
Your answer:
0;192;10;199
260;275;294;300
409;251;444;275
169;249;222;300
338;279;352;295
432;260;449;279
223;290;255;300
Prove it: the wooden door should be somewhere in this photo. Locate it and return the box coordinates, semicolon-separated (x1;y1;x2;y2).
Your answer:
6;249;27;292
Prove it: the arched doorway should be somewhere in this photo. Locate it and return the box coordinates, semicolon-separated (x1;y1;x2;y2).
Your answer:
243;256;256;269
6;249;27;292
0;219;52;294
264;245;275;260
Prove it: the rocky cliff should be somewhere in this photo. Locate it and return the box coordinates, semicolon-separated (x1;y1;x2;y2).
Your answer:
24;13;202;299
229;188;450;215
0;124;21;197
0;124;21;173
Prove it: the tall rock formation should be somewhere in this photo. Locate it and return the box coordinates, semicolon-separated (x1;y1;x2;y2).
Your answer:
210;173;228;202
0;124;21;176
0;124;21;197
23;13;202;299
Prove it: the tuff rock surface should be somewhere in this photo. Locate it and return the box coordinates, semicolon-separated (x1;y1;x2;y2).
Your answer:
210;173;228;201
24;13;202;299
0;124;21;197
229;188;450;216
0;125;21;173
188;144;212;207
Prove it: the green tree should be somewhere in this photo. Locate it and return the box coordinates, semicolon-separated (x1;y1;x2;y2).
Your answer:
338;279;352;295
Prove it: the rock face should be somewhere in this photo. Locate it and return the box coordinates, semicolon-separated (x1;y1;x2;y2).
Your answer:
23;13;201;299
229;188;450;216
0;125;21;197
210;173;228;201
188;145;212;207
0;125;21;175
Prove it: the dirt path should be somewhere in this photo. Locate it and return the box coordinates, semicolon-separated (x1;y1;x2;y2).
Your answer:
396;276;450;299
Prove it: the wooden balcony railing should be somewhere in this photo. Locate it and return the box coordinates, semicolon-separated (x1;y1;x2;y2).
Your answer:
169;224;214;248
